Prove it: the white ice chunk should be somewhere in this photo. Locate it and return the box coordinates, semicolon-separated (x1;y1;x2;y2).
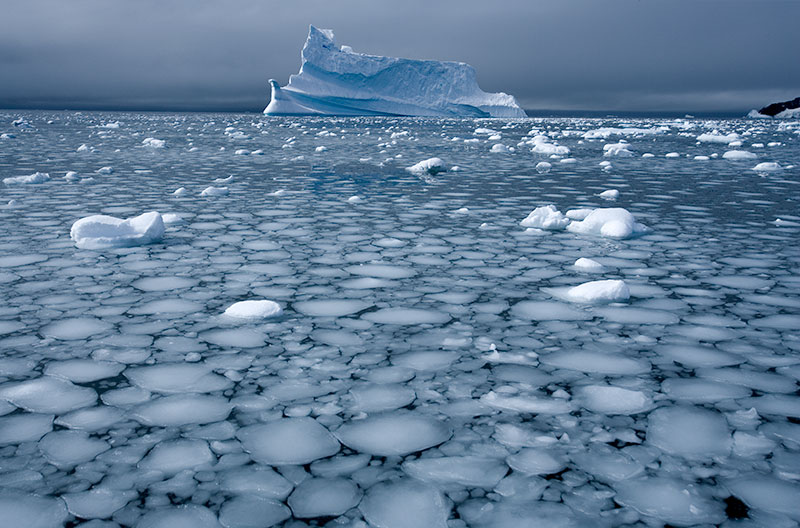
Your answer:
752;161;782;172
506;448;566;475
237;417;340;465
219;496;289;528
223;300;282;319
136;505;222;528
38;430;110;468
406;157;447;175
44;359;124;383
62;488;137;519
138;439;215;475
125;363;231;393
566;207;648;239
540;350;650;375
335;413;451;456
722;150;757;160
70;211;165;249
550;279;630;304
519;205;569;230
200;186;229;196
573;257;604;272
724;476;800;521
142;137;165;148
349;383;416;413
3;172;50;185
598;189;619;200
0;414;53;445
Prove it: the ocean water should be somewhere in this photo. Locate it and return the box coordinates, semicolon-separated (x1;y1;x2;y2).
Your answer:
0;110;799;527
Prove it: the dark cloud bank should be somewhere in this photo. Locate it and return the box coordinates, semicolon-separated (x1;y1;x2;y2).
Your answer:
1;0;798;114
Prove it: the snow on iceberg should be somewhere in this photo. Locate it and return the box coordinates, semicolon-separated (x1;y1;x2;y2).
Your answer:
223;300;283;319
520;205;570;230
3;172;50;185
264;26;526;118
406;157;447;175
70;211;165;249
566;208;649;239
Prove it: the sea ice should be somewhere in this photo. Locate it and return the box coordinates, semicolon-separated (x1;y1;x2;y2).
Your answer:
136;505;222;528
3;172;50;184
573;257;604;271
132;394;232;426
223;300;282;319
287;478;362;518
406;157;447;175
237;417;340;465
722;150;757;160
200;186;229;196
646;405;731;459
402;456;508;488
62;488;137;520
138;439;215;475
0;492;68;528
614;478;725;526
359;479;449;528
38;430;110;468
70;211;165;249
550;279;630;303
0;376;96;414
218;496;289;528
575;385;652;414
335;413;451;456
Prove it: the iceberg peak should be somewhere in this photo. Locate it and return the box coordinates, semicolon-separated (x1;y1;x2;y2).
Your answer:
265;25;526;118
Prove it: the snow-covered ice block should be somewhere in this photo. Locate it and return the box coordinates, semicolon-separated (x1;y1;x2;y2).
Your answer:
406;157;447;175
3;172;49;184
722;150;757;160
573;257;604;271
223;300;282;319
70;211;165;249
555;279;630;304
535;161;551;173
566;207;648;239
752;161;782;172
519;205;569;230
200;186;228;196
603;142;634;157
697;131;739;143
598;189;619;200
265;26;525;118
172;187;187;196
142;137;165;148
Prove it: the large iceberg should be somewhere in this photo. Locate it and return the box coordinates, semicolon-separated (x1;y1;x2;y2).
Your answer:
264;26;526;118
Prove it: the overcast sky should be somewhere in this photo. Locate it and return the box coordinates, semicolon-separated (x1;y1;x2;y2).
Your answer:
2;0;798;113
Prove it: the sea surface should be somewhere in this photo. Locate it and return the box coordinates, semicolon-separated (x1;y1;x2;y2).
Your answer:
0;110;799;527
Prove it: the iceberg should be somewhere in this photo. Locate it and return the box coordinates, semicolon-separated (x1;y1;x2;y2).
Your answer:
264;26;526;118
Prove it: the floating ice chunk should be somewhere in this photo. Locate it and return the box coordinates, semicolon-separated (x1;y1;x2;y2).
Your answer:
535;161;551;173
575;385;652;414
511;300;591;321
41;317;111;340
38;430;110;468
0;414;53;445
288;478;362;518
3;172;49;184
697;131;738;143
665;152;679;158
214;175;233;183
200;186;228;196
391;351;458;371
96;166;113;174
603;142;634;156
506;448;566;475
161;213;183;224
347;195;362;203
0;492;68;528
752;161;782;172
559;157;576;163
335;413;451;456
360;479;449;528
219;496;289;528
490;143;513;153
642;152;655;158
294;299;370;316
77;143;89;152
480;391;572;414
142;137;165;148
565;208;593;220
55;406;125;431
459;501;586;528
349;383;416;413
219;466;294;499
598;189;619;200
406;157;447;175
553;279;630;304
540;350;650;375
223;300;282;319
571;446;644;482
172;187;187;196
64;171;79;182
237;417;340;465
132;394;232;426
234;149;250;155
402;456;508;488
566;207;648;239
362;307;450;324
647;406;731;459
574;257;604;271
62;488;137;520
724;476;800;521
345;263;415;278
138;439;215;475
125;363;231;393
661;378;750;403
70;211;165;249
614;478;725;526
44;359;124;383
531;141;569;156
0;377;96;414
722;150;757;160
201;328;267;348
519;205;569;230
136;505;222;528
